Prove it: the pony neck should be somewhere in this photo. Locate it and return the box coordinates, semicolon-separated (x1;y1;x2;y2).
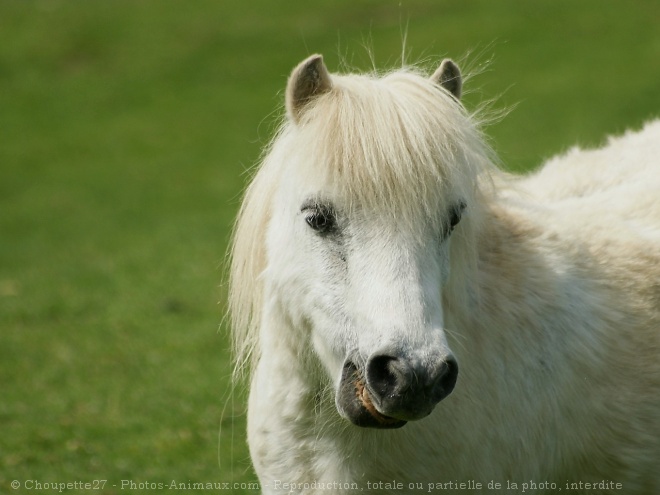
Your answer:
443;195;565;373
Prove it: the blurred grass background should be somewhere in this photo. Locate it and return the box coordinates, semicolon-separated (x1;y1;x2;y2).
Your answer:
1;1;658;493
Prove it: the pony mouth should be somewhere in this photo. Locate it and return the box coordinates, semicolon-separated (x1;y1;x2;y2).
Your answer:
355;376;405;427
337;361;407;429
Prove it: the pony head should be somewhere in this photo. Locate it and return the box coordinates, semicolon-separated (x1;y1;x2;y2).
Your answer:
230;55;492;428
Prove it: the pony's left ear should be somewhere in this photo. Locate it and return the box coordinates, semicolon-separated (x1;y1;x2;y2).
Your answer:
430;59;462;100
286;54;333;123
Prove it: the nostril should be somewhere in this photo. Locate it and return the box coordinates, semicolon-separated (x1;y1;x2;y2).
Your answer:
366;355;410;399
433;356;459;400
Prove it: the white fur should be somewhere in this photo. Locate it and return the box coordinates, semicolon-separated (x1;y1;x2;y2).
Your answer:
229;57;660;494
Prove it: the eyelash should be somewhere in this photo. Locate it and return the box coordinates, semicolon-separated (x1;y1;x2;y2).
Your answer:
303;204;337;234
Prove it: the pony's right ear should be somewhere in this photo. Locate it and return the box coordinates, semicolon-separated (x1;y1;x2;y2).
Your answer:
286;54;332;123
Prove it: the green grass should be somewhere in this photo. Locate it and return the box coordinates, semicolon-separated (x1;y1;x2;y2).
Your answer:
1;1;658;493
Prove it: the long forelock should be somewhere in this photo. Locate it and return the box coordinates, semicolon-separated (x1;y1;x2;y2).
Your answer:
292;69;491;229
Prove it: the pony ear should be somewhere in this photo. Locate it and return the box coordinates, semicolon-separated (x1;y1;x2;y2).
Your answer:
430;59;462;100
286;54;332;123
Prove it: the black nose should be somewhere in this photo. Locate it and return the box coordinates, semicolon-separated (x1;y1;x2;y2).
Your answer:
365;353;458;420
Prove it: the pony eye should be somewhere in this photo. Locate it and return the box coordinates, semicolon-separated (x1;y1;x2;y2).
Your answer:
303;204;337;234
447;201;467;233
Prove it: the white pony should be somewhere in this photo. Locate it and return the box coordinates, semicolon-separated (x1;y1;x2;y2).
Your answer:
229;54;660;494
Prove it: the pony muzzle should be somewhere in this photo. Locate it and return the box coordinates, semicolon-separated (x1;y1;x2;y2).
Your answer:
336;352;458;429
